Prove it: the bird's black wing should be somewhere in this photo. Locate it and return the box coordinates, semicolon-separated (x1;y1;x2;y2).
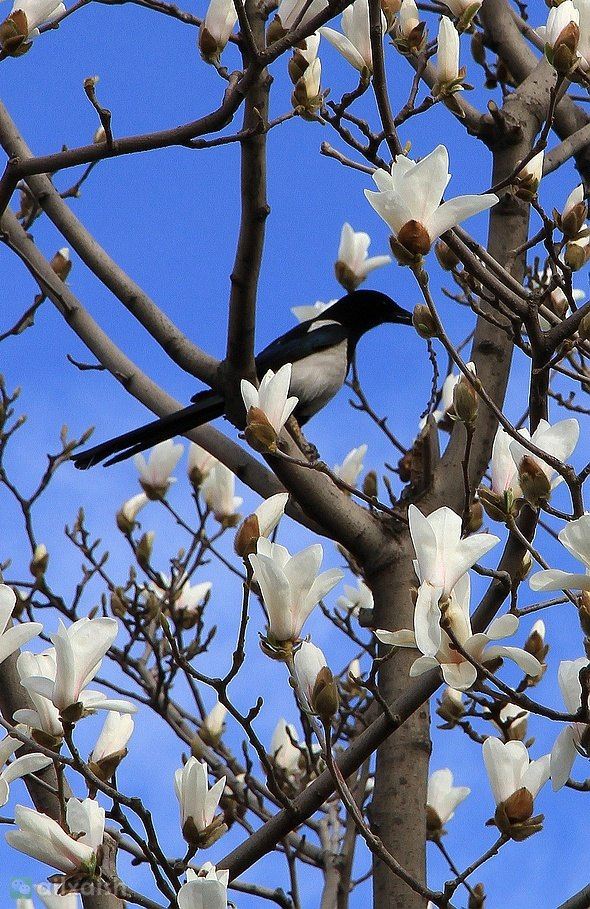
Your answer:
254;320;350;376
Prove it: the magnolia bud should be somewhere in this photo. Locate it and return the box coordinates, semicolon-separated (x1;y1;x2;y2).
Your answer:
110;588;127;618
434;239;460;271
30;544;48;579
452;375;478;426
234;514;261;559
464;500;483;534
436;687;465;726
335;260;361;293
311;666;340;722
199;25;220;62
478;485;512;523
412;303;438;338
550;22;580;74
514;551;532;584
426;805;443;840
561;201;587;240
50;248;72;282
363;470;378;499
578;311;590;343
468;883;486;909
244;406;279;452
518;456;551;506
136;531;155;570
565;238;589;271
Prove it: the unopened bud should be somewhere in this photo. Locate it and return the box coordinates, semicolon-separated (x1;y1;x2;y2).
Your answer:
518;456;551;506
514;551;532;584
468;883;486;909
549;22;580;74
561;201;587;239
335;260;361;293
412;303;438;338
464;500;483;533
363;470;378;499
93;124;106;144
434;239;460;271
436;687;465;726
136;531;155;570
578;311;590;343
452;375;478;426
30;544;48;579
110;588;127;619
50;248;72;282
478;486;511;523
426;805;443;840
199;25;221;62
244;406;279;452
234;514;261;559
564;238;590;271
311;667;340;722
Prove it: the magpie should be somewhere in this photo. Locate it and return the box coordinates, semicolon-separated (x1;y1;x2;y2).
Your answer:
73;290;412;470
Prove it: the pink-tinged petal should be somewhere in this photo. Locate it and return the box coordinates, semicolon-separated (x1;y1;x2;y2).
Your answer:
414;582;443;657
530;569;590;592
409;655;439;676
441;661;477;691
550;726;578;791
486;613;519;640
375;628;416;647
427;194;498;242
0;622;43;665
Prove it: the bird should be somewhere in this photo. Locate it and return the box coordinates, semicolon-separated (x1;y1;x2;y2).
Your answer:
73;290;412;470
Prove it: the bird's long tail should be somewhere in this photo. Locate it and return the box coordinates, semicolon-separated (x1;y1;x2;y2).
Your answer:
72;390;225;469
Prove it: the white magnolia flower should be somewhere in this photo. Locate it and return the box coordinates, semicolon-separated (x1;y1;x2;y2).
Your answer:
542;0;579;49
0;728;51;807
90;711;134;766
14;650;63;739
563;184;586;222
291;300;335;322
116;492;149;533
519;150;544;186
36;885;80;909
178;864;229;909
333;444;368;486
270;718;301;775
293;640;328;710
174;757;225;838
6;0;65;36
201;462;243;524
0;585;42;667
199;0;238;61
6;797;104;875
203;702;228;740
419;371;459;428
249;538;343;641
550;658;590;790
493;702;529;742
293;56;323;109
277;0;328;30
337;578;374;615
377;573;541;690
241;364;299;437
509;418;579;493
188;443;217;487
151;574;212;616
134;439;184;499
434;17;461;88
442;0;482;16
398;0;420;36
252;492;290;537
332;223;390;291
427;768;470;827
530;514;590;592
406;503;500;656
483;737;550;807
365;145;498;257
321;0;386;73
490;426;521;497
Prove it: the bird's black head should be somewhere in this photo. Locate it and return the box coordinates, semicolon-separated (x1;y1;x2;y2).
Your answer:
320;290;413;334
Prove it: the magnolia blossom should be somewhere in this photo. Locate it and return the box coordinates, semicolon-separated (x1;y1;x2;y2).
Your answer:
291;300;335;322
442;0;482;17
270;718;301;775
406;503;499;656
0;585;42;668
201;462;243;524
0;728;51;807
332;223;390;291
174;757;225;844
199;0;238;61
337;578;374;615
292;640;328;710
36;885;80;909
90;711;134;767
151;574;212;616
234;492;289;558
241;364;299;442
203;702;228;741
333;444;367;487
134;440;183;499
14;650;63;739
321;0;386;73
249;538;343;642
3;0;65;41
493;702;529;742
433;17;462;89
276;0;327;28
419;371;459;428
519;150;544;188
483;738;550;838
376;573;541;690
116;492;149;533
178;865;229;909
542;1;579;50
550;658;590;790
426;768;470;831
292;57;322;113
490;426;521;496
397;0;420;36
187;443;217;487
6;797;104;875
509;418;579;492
365;145;498;258
530;514;590;592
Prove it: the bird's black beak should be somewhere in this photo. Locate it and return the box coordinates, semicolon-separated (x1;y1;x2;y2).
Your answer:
387;303;413;325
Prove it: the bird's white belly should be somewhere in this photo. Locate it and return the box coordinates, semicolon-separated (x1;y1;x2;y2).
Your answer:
289;340;349;421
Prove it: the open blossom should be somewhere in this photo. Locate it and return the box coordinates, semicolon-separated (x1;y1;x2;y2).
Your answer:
89;711;134;779
249;539;343;642
116;492;149;533
337;578;374;615
333;223;390;291
174;757;226;847
406;504;499;656
291;300;335;322
376;573;541;690
241;364;299;450
187;443;217;488
483;738;550;840
0;585;42;668
178;865;229;909
426;768;470;836
530;514;590;593
36;885;80;909
550;658;590;790
493;702;529;742
234;492;289;558
151;574;212;616
201;461;243;525
509;418;579;501
270;718;301;775
0;0;65;53
0;727;51;807
6;798;104;875
333;444;367;487
199;0;238;62
365;145;498;259
321;0;386;73
134;439;183;499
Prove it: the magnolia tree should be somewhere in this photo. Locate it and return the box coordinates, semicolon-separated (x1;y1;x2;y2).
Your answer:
1;0;590;907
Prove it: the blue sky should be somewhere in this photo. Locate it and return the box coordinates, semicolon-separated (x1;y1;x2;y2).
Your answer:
0;0;589;906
